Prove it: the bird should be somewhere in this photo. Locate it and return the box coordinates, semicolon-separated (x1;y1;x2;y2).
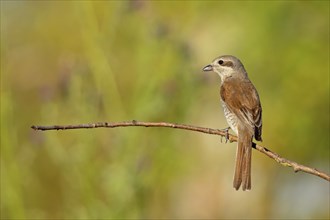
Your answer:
203;55;262;191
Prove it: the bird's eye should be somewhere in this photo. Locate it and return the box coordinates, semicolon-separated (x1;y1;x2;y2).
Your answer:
218;60;224;65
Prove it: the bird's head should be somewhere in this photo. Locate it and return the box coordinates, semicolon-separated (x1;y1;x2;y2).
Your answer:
203;55;247;81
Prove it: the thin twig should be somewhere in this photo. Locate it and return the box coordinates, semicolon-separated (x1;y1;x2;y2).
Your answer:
31;120;330;182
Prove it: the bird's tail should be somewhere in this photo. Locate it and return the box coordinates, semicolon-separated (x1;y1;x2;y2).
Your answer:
233;127;253;191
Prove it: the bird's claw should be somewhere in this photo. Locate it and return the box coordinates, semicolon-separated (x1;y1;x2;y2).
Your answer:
220;127;230;143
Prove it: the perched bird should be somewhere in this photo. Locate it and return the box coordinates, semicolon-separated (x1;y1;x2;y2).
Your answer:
203;55;262;191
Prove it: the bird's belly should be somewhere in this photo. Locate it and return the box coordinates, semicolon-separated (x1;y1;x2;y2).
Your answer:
221;100;238;135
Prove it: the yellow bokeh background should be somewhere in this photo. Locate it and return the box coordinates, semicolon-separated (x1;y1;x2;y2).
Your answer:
1;1;329;219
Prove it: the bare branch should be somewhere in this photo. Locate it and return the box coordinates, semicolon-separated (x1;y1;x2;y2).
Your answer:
31;120;330;182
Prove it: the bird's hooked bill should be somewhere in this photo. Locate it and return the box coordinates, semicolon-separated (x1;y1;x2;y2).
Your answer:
203;64;213;72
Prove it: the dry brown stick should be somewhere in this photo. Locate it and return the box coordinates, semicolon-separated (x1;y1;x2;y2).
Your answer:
31;120;330;182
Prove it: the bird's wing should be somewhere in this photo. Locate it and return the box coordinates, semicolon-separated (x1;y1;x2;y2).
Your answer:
220;78;262;140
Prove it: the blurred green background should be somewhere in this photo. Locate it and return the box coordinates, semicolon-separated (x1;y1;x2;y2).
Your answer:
1;1;329;219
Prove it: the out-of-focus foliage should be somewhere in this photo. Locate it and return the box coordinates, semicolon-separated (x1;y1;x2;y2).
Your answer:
1;1;329;219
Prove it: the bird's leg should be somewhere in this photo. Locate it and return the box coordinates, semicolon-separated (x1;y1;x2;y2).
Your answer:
220;127;231;143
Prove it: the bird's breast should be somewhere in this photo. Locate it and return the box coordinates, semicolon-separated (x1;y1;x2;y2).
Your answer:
221;100;238;135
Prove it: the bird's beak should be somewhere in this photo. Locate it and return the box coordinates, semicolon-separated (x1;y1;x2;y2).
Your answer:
203;64;213;72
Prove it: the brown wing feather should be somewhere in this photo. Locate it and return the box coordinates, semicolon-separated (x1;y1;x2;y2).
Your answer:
220;77;262;141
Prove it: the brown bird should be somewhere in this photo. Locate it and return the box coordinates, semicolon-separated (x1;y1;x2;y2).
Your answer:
203;55;262;191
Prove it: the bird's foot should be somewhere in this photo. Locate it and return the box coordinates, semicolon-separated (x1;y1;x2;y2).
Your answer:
220;127;231;143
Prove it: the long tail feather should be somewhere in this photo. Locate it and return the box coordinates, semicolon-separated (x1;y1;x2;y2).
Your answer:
233;126;253;191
